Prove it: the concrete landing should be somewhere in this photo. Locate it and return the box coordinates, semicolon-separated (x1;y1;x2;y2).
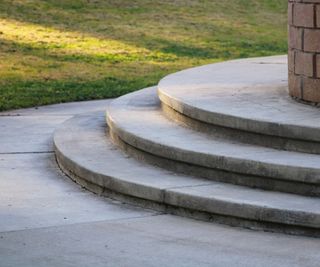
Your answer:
2;100;320;267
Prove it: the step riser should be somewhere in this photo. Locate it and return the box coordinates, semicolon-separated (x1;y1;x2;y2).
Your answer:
55;132;320;237
110;129;320;197
161;102;320;154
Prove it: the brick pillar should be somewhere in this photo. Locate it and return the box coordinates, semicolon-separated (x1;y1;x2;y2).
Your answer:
288;0;320;103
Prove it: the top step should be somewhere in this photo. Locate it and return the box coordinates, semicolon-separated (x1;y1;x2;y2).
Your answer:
158;56;320;145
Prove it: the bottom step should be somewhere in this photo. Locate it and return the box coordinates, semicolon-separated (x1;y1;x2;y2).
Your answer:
53;112;320;237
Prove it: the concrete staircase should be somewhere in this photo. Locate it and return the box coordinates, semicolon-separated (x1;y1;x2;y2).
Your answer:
54;56;320;237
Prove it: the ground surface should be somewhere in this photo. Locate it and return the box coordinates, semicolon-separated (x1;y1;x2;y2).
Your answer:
1;100;320;267
0;0;287;111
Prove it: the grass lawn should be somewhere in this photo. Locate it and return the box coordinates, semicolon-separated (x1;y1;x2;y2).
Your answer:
0;0;287;111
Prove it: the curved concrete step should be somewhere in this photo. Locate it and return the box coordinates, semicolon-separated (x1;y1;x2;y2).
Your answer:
54;111;320;237
158;56;320;153
107;87;320;196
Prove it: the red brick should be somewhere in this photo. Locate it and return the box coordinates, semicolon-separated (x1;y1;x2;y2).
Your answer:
293;3;315;27
288;26;302;50
317;5;320;27
302;77;320;102
288;72;302;98
294;51;314;77
288;3;293;25
316;54;320;78
304;29;320;52
300;0;320;3
288;49;295;72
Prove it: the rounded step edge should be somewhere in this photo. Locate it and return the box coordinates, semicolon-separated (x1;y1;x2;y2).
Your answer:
109;128;320;197
160;99;320;155
53;111;320;237
106;87;320;197
157;56;320;145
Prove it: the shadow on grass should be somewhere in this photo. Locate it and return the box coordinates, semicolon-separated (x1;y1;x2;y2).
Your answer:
0;37;177;64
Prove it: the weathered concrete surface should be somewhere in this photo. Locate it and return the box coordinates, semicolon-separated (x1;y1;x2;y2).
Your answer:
1;99;320;267
0;99;112;116
0;99;155;233
2;215;320;267
0;99;114;153
158;56;320;141
0;153;154;232
0;116;67;153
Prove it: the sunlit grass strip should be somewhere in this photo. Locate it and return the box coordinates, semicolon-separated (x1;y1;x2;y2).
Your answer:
0;18;177;62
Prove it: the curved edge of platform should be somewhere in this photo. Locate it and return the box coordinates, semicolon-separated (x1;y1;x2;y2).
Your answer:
157;56;320;142
159;99;320;154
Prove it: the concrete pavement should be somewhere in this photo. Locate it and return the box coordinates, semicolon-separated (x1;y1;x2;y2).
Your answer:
1;100;320;267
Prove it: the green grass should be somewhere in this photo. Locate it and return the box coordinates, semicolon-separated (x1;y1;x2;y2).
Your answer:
0;0;287;111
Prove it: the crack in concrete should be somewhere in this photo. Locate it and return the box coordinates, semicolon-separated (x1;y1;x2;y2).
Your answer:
0;114;79;117
0;213;165;235
165;182;214;191
0;151;54;155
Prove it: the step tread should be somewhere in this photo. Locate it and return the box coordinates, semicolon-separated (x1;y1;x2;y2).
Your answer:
157;56;320;141
54;113;212;203
54;112;320;229
107;87;320;184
